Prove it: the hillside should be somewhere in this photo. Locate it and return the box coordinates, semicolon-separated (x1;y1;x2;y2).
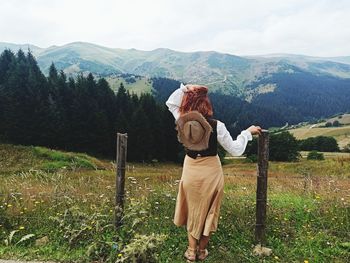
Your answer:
0;143;106;176
286;114;350;149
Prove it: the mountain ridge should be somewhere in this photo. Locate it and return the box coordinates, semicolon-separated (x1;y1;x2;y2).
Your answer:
1;41;349;60
1;42;350;119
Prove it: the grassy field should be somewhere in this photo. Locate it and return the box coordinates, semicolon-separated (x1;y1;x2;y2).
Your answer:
288;124;350;149
0;144;349;262
286;113;350;149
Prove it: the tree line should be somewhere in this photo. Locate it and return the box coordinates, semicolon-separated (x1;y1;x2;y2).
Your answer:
0;49;181;161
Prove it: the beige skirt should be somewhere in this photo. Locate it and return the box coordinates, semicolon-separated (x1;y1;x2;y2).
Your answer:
173;154;224;240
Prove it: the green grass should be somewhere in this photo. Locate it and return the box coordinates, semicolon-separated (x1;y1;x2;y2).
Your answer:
0;144;349;262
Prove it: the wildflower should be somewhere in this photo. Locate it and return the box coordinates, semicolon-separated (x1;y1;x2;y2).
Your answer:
19;226;25;230
304;260;309;263
118;253;122;257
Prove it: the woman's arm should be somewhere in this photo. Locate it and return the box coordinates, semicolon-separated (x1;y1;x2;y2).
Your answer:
165;83;187;120
217;121;253;156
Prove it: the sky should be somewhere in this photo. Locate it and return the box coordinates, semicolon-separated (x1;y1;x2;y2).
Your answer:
0;0;349;57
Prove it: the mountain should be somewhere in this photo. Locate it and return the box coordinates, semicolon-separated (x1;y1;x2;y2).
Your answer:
1;42;350;127
0;42;43;54
1;42;350;99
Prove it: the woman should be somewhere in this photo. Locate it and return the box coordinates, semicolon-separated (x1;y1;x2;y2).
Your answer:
166;83;262;261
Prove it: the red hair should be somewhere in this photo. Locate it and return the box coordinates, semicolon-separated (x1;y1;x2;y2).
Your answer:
179;85;213;117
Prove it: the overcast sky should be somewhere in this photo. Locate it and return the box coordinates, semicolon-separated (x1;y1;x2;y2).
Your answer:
0;0;349;56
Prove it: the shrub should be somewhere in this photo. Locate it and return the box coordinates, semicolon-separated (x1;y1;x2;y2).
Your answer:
341;143;350;153
307;150;324;160
332;120;341;127
298;136;340;152
246;131;300;162
116;233;167;263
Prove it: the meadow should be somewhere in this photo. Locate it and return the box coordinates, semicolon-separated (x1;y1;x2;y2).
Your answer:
287;114;350;149
0;144;349;262
106;76;153;95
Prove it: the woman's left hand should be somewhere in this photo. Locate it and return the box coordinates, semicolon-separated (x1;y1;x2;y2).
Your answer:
247;125;262;135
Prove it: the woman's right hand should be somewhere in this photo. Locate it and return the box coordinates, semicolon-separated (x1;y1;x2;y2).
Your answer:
247;125;262;135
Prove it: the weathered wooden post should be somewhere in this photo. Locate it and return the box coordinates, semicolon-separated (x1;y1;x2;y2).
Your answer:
255;129;269;245
115;133;128;228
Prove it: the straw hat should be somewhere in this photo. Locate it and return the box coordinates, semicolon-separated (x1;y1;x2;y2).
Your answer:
176;111;213;151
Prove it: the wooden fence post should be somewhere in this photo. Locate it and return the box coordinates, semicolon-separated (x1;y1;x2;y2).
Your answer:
255;130;269;245
115;133;128;228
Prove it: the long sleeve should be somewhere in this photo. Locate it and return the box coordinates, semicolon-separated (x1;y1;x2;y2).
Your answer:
217;120;253;156
165;83;187;120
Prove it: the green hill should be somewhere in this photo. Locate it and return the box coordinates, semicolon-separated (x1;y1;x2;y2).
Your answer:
0;143;106;176
286;114;350;149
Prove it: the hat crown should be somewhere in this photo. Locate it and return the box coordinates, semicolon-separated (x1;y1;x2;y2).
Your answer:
184;121;205;143
176;111;213;151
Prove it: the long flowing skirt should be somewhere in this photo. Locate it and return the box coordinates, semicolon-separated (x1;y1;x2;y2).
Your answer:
173;154;224;240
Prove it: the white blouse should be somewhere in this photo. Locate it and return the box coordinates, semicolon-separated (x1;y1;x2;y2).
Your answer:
165;84;253;156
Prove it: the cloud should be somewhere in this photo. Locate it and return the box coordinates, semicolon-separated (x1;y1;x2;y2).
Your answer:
0;0;349;56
